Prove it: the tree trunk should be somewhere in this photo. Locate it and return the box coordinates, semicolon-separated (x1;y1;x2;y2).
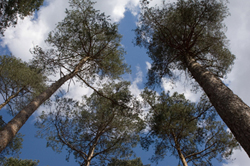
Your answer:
172;131;188;166
177;147;188;166
0;87;25;111
85;136;99;166
185;55;250;157
0;57;89;153
85;149;94;166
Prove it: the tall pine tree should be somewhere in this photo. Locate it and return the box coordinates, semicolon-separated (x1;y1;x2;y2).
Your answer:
0;0;129;153
135;0;250;156
35;82;144;166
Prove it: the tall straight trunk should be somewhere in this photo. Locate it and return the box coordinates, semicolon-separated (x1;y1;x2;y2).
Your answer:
0;57;89;153
0;87;25;111
185;55;250;157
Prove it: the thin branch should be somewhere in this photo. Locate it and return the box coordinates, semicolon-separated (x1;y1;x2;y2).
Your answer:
76;74;133;111
54;119;88;160
185;140;217;159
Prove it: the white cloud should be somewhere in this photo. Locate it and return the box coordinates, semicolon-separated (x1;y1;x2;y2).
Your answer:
145;61;151;70
0;0;141;62
223;149;249;166
1;0;69;61
61;80;93;101
143;0;177;8
95;0;140;22
129;66;143;97
224;0;250;106
161;72;202;102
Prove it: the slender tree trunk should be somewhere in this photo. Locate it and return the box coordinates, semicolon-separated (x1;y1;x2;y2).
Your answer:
0;57;89;153
85;136;99;166
185;55;250;157
0;87;24;111
85;148;94;166
172;131;188;166
177;147;188;166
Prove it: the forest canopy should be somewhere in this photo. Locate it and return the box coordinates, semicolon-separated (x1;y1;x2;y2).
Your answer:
0;0;248;165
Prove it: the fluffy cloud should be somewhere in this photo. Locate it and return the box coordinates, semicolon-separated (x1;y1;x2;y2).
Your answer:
161;73;202;102
1;0;69;61
224;0;250;105
145;61;151;70
95;0;140;21
1;0;141;62
129;66;144;97
223;149;249;166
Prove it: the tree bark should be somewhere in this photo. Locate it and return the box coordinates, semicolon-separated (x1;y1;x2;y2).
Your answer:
0;57;89;153
185;55;250;157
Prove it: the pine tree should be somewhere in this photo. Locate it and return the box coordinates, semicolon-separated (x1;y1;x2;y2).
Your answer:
140;89;239;166
0;55;46;115
135;0;250;156
35;82;144;166
0;157;39;166
0;0;129;153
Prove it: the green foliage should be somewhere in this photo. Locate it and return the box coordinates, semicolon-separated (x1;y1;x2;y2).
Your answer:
0;0;44;35
35;81;144;166
0;157;39;166
0;55;46;115
140;89;239;165
135;0;235;86
31;0;129;84
108;157;150;166
0;116;23;161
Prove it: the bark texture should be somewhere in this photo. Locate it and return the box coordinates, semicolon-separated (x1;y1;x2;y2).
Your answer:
0;57;89;153
185;55;250;157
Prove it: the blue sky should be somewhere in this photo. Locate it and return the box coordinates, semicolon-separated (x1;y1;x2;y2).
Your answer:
1;0;250;165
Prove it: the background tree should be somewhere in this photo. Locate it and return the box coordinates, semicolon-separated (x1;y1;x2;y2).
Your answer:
0;0;129;153
108;157;150;166
0;157;39;166
135;0;250;156
0;0;44;35
35;82;144;166
0;55;44;161
140;89;239;166
0;55;46;115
